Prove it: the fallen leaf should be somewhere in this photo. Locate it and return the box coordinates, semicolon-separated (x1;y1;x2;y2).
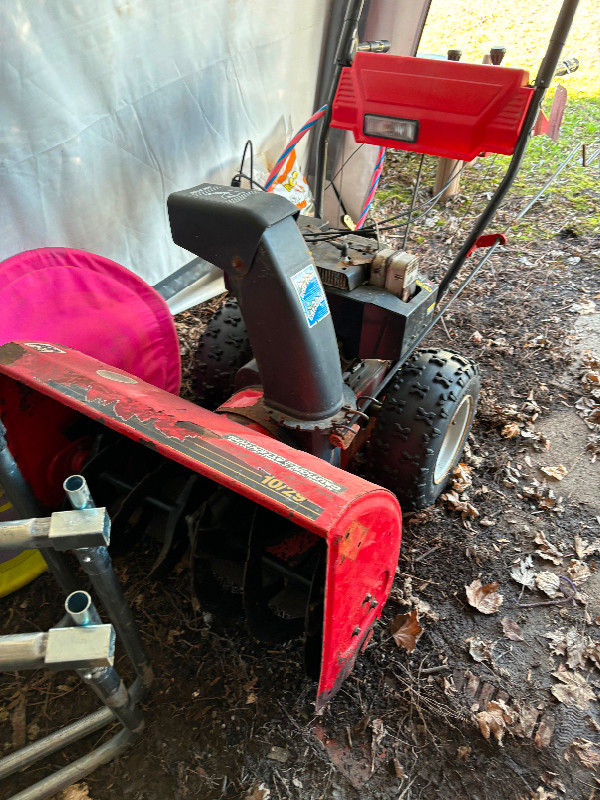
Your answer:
390;609;423;652
535;572;561;598
474;699;514;745
540;772;566;793
511;555;536;589
245;676;258;704
414;598;439;622
245;785;271;800
267;746;289;764
451;463;473;492
392;758;405;779
513;704;540;738
544;629;568;656
571;299;597;315
466;579;503;614
565;631;589;670
441;490;479;519
527;788;558;800
574;534;600;559
539;464;568;481
586;714;600;733
571;737;600;771
457;745;471;760
582;351;600;369
501;617;525;642
501;422;521;438
567;559;591;586
472;331;483;344
58;785;92;800
534;715;555;748
551;668;596;710
534;531;564;565
586;641;600;670
466;636;495;664
546;628;591;669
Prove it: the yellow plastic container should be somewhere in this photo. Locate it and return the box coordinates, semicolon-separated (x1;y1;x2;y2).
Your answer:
0;488;47;597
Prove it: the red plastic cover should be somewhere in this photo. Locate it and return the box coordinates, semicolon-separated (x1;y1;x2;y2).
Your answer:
0;342;402;709
331;53;534;161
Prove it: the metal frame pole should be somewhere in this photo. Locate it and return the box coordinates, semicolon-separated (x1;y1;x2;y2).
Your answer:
0;421;77;595
313;0;366;218
63;476;153;691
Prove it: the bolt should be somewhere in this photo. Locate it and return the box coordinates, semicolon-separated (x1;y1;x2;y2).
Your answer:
231;257;244;271
363;593;372;604
352;626;361;637
370;598;378;609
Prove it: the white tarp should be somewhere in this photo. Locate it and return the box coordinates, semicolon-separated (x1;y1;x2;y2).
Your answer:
1;1;329;289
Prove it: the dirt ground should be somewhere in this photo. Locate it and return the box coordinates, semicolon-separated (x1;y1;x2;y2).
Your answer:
2;4;600;800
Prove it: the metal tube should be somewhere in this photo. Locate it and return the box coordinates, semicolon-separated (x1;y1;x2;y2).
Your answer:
436;0;580;302
0;509;109;552
313;0;366;217
0;632;47;671
0;518;47;551
0;422;44;519
585;146;600;167
63;474;95;510
6;727;138;800
63;476;153;691
78;666;143;733
65;591;102;627
508;142;581;224
0;707;114;780
0;422;77;595
74;546;153;690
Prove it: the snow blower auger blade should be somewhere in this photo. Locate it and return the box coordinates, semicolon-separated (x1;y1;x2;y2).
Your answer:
0;341;402;711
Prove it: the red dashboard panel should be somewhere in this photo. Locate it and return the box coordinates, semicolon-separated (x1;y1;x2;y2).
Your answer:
331;53;534;161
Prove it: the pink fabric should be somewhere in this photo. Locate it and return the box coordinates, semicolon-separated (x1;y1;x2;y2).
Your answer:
0;248;181;394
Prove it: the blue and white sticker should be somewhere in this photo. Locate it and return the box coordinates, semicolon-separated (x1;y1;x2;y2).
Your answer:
291;264;330;328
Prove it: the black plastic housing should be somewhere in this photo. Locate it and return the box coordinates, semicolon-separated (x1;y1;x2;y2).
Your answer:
168;183;298;275
167;184;345;421
325;277;439;363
